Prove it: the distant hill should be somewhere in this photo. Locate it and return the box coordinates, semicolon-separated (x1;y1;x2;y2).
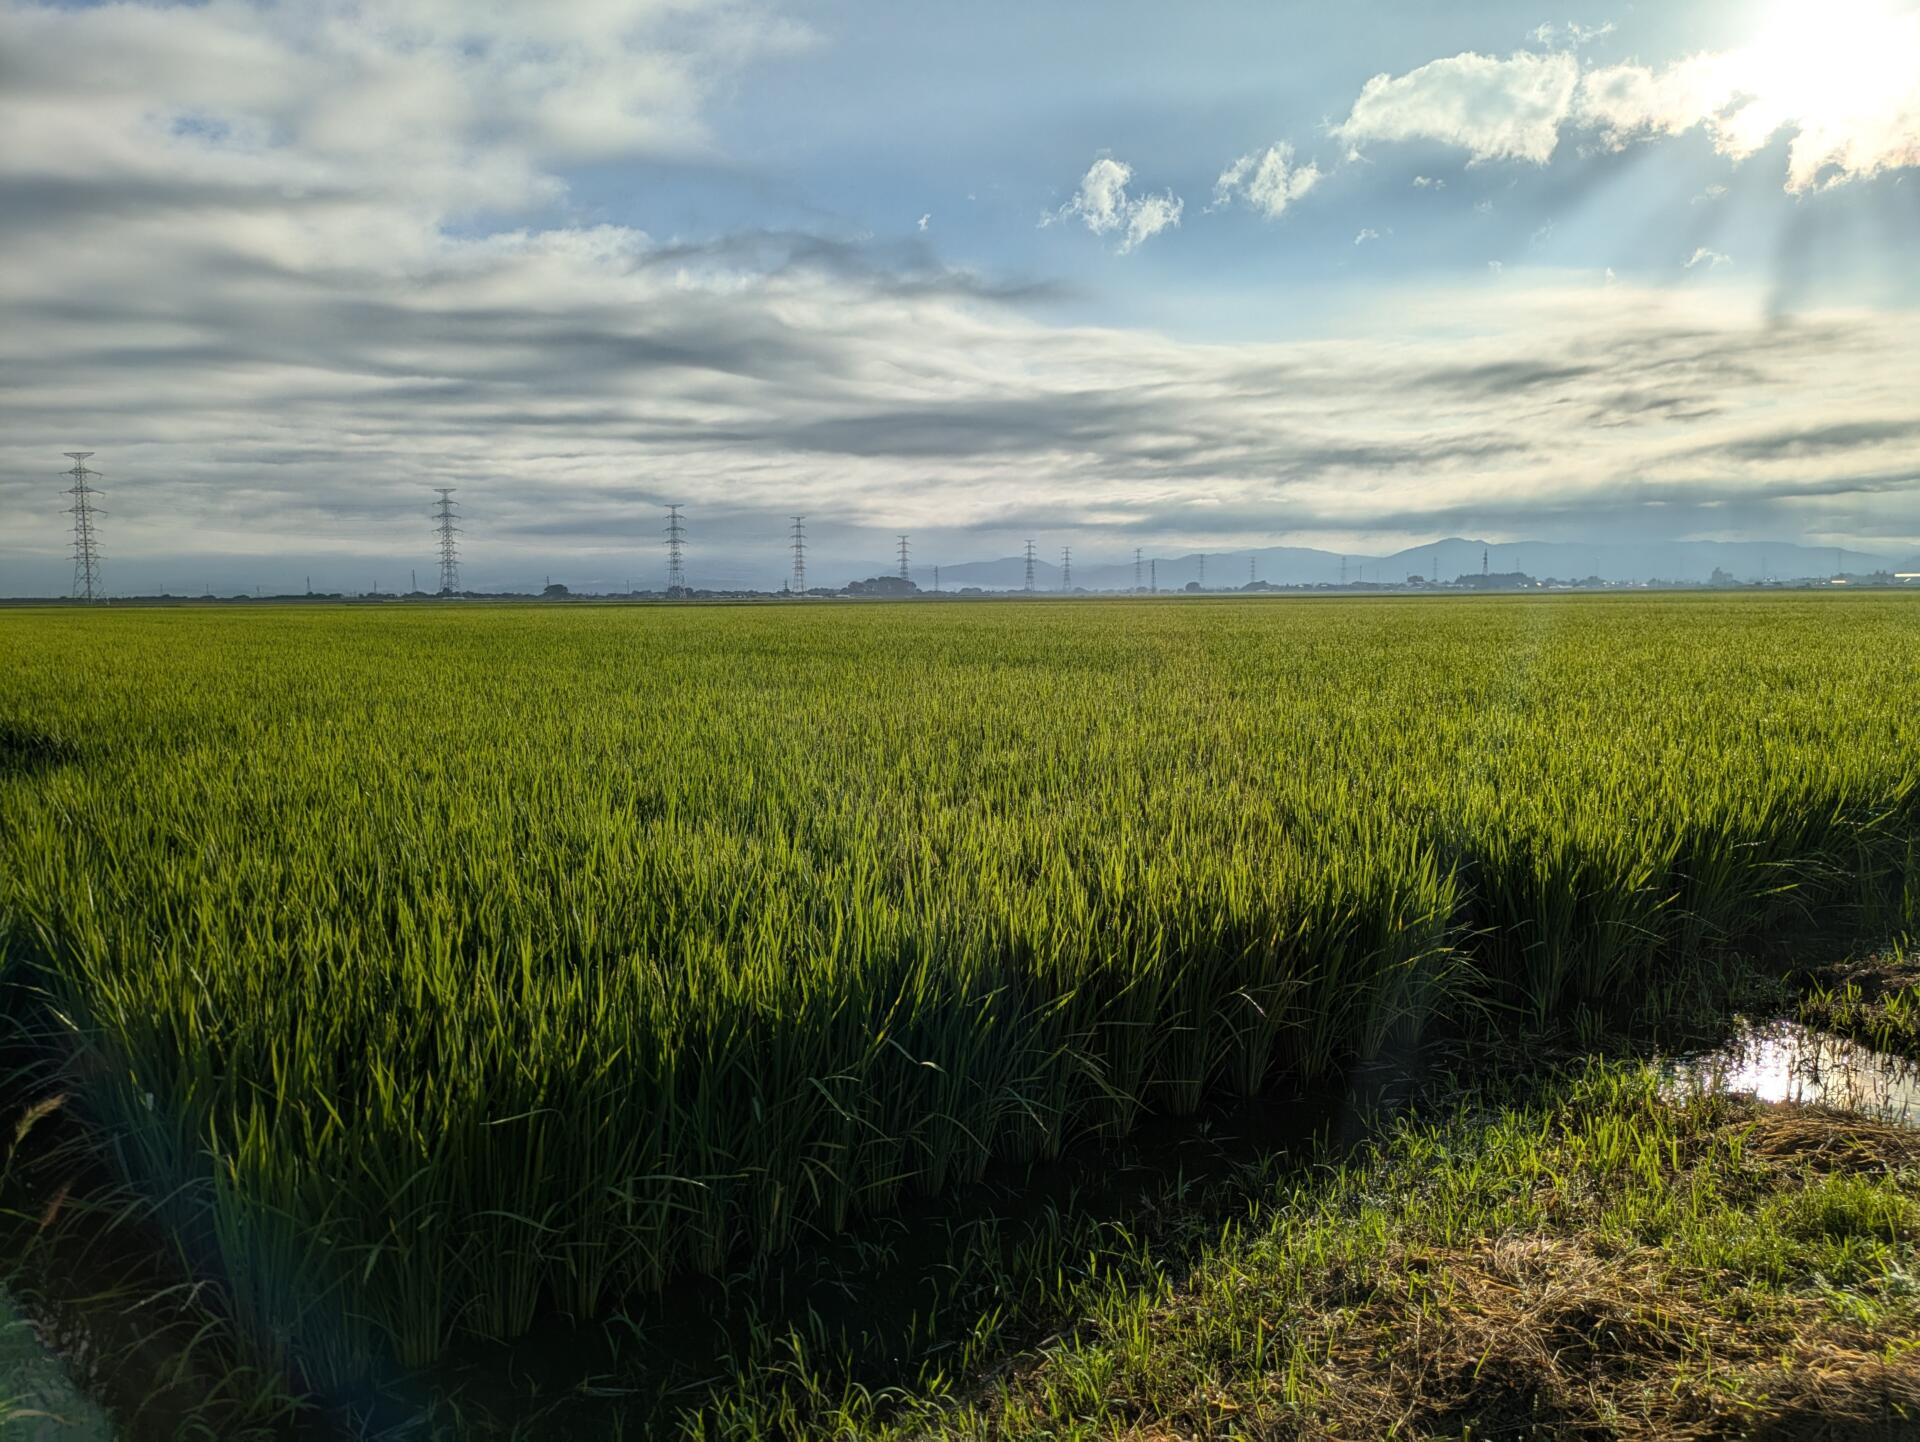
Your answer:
928;538;1892;591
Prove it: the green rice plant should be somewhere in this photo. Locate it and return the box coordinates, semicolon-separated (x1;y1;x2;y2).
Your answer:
0;592;1915;1393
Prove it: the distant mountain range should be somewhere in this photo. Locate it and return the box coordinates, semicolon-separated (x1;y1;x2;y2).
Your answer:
920;539;1911;591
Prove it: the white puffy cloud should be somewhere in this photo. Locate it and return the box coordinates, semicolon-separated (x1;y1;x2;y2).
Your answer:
1120;192;1183;251
1211;142;1321;217
1685;247;1732;269
1577;6;1920;193
1337;8;1920;193
1335;51;1580;164
1354;228;1381;244
1048;155;1183;252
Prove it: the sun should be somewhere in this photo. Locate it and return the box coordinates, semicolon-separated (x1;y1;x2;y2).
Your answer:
1740;0;1918;136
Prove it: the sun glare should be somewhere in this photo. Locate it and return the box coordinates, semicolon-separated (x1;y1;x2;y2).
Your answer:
1742;0;1918;139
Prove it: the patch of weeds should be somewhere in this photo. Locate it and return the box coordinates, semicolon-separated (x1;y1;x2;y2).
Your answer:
1801;945;1920;1058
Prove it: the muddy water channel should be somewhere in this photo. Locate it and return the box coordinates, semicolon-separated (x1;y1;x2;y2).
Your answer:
1667;1019;1920;1123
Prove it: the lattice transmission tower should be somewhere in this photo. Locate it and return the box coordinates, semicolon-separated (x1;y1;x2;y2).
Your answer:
1060;546;1071;592
1023;540;1036;593
432;488;461;594
789;515;806;595
62;452;105;601
897;533;911;583
665;505;686;594
1134;547;1143;593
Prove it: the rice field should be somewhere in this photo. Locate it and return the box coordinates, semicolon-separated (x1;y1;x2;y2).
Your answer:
0;594;1916;1393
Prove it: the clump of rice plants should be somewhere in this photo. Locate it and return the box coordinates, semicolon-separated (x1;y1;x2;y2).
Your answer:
0;593;1915;1388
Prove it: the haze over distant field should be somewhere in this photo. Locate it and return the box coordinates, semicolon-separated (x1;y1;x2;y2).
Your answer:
3;0;1918;593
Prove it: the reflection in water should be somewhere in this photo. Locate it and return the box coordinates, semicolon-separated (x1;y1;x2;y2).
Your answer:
0;1288;114;1441
1668;1021;1920;1125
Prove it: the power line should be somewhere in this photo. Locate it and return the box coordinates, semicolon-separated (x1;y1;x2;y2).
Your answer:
898;533;911;583
1060;546;1071;592
790;515;806;595
62;452;104;601
1023;540;1036;593
432;487;460;595
666;505;686;594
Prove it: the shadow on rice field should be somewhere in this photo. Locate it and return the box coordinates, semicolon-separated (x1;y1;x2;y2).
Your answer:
7;953;1920;1441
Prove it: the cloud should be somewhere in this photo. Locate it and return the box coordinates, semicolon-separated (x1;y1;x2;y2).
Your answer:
13;201;1918;581
1335;51;1580;164
1684;247;1732;269
1576;17;1920;192
1119;192;1183;252
1354;228;1380;244
1338;11;1920;192
1211;142;1321;217
1710;418;1920;462
917;213;930;231
1411;175;1446;188
1047;155;1183;252
4;3;1920;586
1530;20;1616;48
0;0;813;222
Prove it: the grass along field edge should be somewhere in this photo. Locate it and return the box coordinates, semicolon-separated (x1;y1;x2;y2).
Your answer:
687;1064;1920;1442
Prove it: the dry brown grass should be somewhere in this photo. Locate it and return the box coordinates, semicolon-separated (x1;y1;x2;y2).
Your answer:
1287;1104;1920;1441
1308;1233;1920;1440
1741;1108;1920;1172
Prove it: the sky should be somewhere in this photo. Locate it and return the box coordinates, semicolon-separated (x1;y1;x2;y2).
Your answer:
3;0;1919;593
